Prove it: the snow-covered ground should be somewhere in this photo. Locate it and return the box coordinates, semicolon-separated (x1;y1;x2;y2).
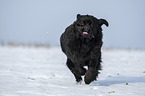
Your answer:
0;46;145;96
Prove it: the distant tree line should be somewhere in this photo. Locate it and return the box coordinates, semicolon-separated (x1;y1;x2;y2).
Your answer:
0;41;50;48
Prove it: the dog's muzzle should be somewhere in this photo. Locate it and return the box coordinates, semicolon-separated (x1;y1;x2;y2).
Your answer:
82;32;95;39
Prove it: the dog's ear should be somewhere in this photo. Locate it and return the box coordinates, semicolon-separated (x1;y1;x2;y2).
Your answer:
77;14;81;19
98;19;109;27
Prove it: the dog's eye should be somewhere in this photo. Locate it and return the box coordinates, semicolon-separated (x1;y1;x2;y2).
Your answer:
77;23;84;27
77;24;81;26
77;23;84;26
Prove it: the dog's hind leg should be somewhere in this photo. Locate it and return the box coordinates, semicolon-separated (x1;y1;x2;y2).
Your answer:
66;58;83;82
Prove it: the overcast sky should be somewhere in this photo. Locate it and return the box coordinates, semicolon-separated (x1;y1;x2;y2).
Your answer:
0;0;145;49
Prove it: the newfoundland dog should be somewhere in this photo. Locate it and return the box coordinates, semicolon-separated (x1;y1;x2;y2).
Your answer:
60;14;109;84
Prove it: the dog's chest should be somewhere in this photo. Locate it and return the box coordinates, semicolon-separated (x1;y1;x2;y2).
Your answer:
73;43;92;59
74;49;91;66
76;40;92;54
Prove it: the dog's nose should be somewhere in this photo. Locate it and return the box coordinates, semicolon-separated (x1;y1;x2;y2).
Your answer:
84;27;89;31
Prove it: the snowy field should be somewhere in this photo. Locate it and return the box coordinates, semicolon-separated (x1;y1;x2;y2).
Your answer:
0;46;145;96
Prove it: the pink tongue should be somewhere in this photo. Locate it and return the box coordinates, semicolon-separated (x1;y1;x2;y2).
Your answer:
83;32;88;35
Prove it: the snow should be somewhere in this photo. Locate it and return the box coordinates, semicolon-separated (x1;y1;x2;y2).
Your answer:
0;46;145;96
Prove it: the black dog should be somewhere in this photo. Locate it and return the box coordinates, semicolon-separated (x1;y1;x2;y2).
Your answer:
60;14;108;84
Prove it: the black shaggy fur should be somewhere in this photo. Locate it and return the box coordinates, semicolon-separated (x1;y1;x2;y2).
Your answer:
60;14;109;84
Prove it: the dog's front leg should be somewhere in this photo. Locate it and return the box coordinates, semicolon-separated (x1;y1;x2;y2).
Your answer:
84;67;97;84
66;58;83;83
84;47;102;84
84;60;100;84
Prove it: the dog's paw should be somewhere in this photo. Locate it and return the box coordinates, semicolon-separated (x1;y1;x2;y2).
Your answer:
74;74;82;83
84;69;97;84
76;80;82;85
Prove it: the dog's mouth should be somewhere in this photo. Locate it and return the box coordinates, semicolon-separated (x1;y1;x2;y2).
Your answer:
83;32;88;35
82;32;94;39
82;32;89;38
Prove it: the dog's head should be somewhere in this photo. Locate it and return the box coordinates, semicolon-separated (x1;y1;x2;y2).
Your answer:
74;14;109;39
